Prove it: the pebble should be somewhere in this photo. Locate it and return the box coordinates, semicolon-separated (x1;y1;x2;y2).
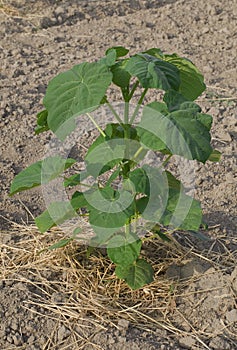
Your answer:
216;131;232;142
179;335;196;349
27;335;35;344
226;309;237;323
57;325;71;342
54;6;65;16
209;336;231;350
7;335;13;344
117;319;130;331
12;334;22;346
10;320;18;331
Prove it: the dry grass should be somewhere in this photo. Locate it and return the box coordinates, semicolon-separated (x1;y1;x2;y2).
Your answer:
1;218;237;349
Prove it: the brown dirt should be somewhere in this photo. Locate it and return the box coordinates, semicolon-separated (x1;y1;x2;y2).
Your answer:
0;0;237;349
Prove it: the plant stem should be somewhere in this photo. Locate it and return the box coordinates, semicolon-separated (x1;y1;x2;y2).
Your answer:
124;102;129;125
62;176;97;189
86;113;106;137
125;222;131;237
129;88;148;124
128;80;139;101
106;166;121;187
105;100;123;124
132;146;145;162
162;154;172;167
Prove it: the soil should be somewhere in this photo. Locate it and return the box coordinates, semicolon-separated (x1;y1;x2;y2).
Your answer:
0;0;237;349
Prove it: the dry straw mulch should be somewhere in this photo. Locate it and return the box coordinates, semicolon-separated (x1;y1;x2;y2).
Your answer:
1;218;237;349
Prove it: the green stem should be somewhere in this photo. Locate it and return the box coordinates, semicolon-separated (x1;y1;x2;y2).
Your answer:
125;222;131;237
162;154;172;167
106;166;121;187
128;80;139;101
132;146;145;162
129;88;148;124
62;176;97;189
124;102;129;125
105;100;123;124
86;113;106;137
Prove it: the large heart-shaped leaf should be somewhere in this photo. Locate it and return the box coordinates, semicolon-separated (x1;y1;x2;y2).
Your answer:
115;259;154;290
89;226;120;247
35;191;87;233
164;54;206;100
160;189;202;231
43;62;112;139
35;201;76;233
9;156;76;195
143;49;206;100
164;90;201;112
87;187;135;229
124;53;180;90
138;103;213;162
107;232;141;265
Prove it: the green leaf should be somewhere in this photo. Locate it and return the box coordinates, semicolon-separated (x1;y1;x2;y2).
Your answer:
138;103;213;162
115;259;154;290
134;165;169;222
35;191;87;233
208;149;221;162
128;168;150;195
196;113;213;131
73;227;82;235
90;226;119;247
86;124;139;158
165;171;183;191
136;196;149;214
89;206;134;229
43;62;112;139
168;110;212;162
87;187;136;229
35;201;76;233
163;54;206;100
164;90;198;112
10;156;76;195
111;60;131;88
47;238;74;250
106;46;129;58
177;196;202;231
35;109;49;134
160;190;202;231
107;232;141;265
85;128;141;177
70;191;88;209
148;101;169;115
143;49;206;100
133;171;183;218
143;48;164;58
100;49;117;67
137;126;167;152
125;53;180;90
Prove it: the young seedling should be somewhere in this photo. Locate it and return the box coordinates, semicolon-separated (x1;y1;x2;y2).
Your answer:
10;46;220;290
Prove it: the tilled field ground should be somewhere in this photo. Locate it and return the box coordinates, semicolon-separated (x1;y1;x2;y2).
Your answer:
0;0;237;349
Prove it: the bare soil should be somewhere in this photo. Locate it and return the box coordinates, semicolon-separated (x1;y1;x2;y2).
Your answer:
0;0;237;349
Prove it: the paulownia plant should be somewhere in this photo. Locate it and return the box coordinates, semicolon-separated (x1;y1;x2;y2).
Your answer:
10;47;220;290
